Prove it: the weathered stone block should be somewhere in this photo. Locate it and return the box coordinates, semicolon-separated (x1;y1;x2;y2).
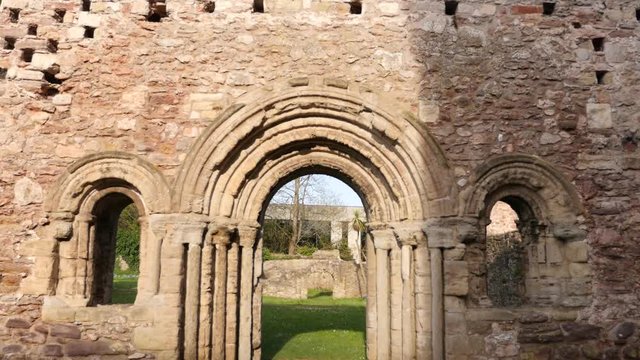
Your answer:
50;324;81;339
64;340;122;356
133;326;180;351
565;241;588;263
560;322;601;341
5;317;31;329
586;103;613;129
444;261;468;296
41;344;63;357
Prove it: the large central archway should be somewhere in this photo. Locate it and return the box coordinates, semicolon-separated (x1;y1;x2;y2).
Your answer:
174;77;455;359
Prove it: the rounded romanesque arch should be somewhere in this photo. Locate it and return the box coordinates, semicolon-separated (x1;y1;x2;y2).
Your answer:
174;77;455;222
46;151;172;218
36;152;171;307
461;153;584;239
172;77;455;360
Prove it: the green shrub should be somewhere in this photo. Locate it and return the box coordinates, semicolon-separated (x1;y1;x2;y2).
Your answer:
297;245;317;257
263;247;273;261
115;205;140;272
338;238;353;261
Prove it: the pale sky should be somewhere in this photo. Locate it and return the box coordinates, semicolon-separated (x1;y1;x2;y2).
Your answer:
321;175;363;207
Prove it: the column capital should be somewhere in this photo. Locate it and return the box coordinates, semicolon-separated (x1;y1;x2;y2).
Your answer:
390;221;427;246
208;224;237;246
369;225;396;250
237;221;259;248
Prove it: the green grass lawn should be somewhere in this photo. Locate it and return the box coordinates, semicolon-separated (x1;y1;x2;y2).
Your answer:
111;273;138;304
111;280;366;359
262;289;366;360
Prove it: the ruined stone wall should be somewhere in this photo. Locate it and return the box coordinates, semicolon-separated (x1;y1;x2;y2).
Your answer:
0;0;639;358
262;258;365;299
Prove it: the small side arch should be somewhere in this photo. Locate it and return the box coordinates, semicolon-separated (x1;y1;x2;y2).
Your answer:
43;152;171;305
461;153;590;308
46;151;172;216
461;153;584;240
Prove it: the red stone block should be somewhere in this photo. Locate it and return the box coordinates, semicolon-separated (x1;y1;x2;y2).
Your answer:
511;5;542;15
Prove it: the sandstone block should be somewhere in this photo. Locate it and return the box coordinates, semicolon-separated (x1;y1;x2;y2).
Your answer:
64;340;121;356
52;94;72;106
1;0;29;9
377;2;400;16
50;324;81;339
41;344;63;357
13;177;43;205
560;322;601;341
565;241;588;263
15;69;43;81
586;103;613;129
444;261;469;296
77;12;101;28
133;326;179;351
5;317;31;329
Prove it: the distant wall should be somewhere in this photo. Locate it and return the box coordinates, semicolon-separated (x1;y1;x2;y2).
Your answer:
262;256;366;299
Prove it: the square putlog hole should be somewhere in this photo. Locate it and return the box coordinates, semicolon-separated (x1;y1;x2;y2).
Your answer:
595;70;611;85
350;1;362;15
592;37;604;52
84;26;95;38
82;0;91;12
253;0;264;13
203;1;215;13
444;1;458;16
9;8;20;23
28;24;38;36
3;37;16;50
0;68;7;79
53;9;66;23
636;8;640;22
147;1;168;22
542;2;555;15
21;48;34;62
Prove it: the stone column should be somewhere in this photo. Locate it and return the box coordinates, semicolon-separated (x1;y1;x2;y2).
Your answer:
237;224;258;360
366;232;378;360
370;226;396;360
183;223;207;360
392;223;423;360
199;228;215;360
430;248;443;360
212;225;234;359
75;214;94;303
414;244;431;360
226;241;240;360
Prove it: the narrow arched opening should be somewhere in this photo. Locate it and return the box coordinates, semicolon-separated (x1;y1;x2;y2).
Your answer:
89;192;142;305
483;195;539;307
259;172;367;360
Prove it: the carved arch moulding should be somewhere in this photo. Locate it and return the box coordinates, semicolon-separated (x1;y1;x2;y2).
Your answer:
460;153;586;241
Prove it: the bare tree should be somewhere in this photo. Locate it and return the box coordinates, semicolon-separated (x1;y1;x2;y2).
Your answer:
268;175;343;255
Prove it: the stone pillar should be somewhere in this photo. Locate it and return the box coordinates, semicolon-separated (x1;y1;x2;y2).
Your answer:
430;248;444;360
226;241;240;359
237;224;258;360
252;232;264;359
183;223;207;360
75;214;94;303
199;228;215;360
414;244;431;360
366;232;378;359
212;225;234;359
423;217;472;360
392;223;423;360
371;226;395;360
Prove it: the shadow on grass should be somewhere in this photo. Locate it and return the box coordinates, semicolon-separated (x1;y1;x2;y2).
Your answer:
261;296;366;360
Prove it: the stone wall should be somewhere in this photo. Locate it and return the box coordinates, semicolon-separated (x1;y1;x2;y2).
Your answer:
262;257;365;299
0;0;639;358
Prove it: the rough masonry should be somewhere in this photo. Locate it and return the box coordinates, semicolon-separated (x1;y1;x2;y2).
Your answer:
0;0;639;359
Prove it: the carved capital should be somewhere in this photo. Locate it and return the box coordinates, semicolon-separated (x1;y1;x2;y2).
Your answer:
391;221;427;246
208;224;236;246
237;221;259;248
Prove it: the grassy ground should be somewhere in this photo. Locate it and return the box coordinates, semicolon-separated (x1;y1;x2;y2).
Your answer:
111;272;138;304
262;289;366;360
110;280;366;360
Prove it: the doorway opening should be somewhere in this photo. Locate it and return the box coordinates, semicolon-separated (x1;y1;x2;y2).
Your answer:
91;194;141;305
260;173;367;360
